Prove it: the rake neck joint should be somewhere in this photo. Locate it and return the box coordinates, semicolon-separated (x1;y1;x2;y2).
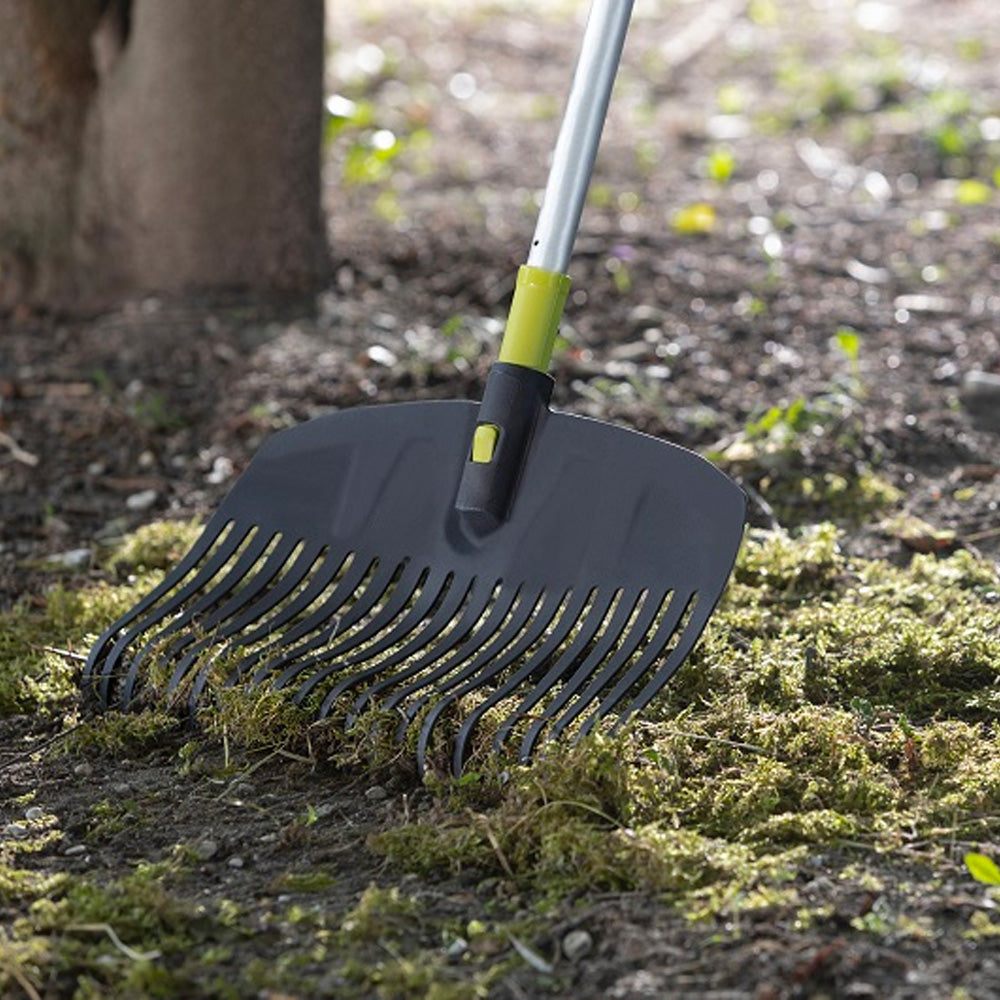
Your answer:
454;362;553;534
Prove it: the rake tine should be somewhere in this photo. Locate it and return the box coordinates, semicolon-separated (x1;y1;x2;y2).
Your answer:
288;567;458;708
411;588;564;772
575;591;698;739
381;584;527;727
180;546;353;706
399;586;544;723
165;541;329;705
267;558;417;690
608;595;712;730
89;522;256;706
297;565;435;672
338;578;495;725
171;539;324;664
144;535;304;692
402;588;546;757
544;588;683;745
296;563;430;664
492;589;617;752
220;548;356;681
519;589;642;762
82;518;237;696
239;553;379;684
449;589;588;773
116;530;279;706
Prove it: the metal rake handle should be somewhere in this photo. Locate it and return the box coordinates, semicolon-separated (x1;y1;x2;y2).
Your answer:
527;0;634;274
455;0;634;531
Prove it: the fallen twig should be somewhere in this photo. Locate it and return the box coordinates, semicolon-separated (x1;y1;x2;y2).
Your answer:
65;923;162;962
0;431;39;467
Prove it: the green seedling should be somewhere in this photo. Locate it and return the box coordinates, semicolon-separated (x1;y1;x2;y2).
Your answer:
671;202;716;235
706;147;736;184
966;853;1000;886
955;179;992;206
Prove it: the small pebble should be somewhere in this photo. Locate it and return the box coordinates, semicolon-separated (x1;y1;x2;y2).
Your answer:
227;856;245;869
628;303;668;332
3;823;28;839
365;785;389;802
125;488;158;512
206;455;234;485
191;838;219;861
73;762;94;777
562;928;594;962
24;806;44;821
445;937;469;961
65;844;87;857
46;548;92;570
366;344;398;366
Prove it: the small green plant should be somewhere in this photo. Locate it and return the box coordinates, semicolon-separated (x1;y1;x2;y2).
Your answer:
324;91;433;199
965;853;1000;885
833;325;863;389
132;391;185;432
671;202;716;235
954;179;993;206
706;147;736;184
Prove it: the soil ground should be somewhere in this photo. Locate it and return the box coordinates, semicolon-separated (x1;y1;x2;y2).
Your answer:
2;1;1000;997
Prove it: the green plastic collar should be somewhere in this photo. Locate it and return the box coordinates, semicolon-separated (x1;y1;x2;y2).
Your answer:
497;265;571;373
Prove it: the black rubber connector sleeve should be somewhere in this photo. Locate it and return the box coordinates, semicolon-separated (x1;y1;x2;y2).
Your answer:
454;362;554;534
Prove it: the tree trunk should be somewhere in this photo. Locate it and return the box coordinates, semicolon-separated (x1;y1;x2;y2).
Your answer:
0;0;330;312
0;0;102;308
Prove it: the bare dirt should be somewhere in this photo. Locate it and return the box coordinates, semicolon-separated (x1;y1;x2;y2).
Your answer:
2;1;1000;997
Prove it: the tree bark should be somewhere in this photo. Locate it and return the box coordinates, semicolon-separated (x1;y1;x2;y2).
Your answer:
0;0;103;308
0;0;330;312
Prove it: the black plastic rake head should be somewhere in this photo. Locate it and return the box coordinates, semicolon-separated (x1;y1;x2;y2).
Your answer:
83;384;745;775
82;0;747;774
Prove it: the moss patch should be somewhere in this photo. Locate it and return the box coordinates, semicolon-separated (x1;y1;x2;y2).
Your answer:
369;525;1000;913
3;517;999;997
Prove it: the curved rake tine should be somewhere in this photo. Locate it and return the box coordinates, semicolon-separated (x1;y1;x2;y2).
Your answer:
412;588;564;773
220;548;356;682
607;595;711;731
183;546;352;706
400;586;544;724
382;584;526;731
338;579;497;725
404;587;545;760
117;530;277;706
545;589;685;745
267;558;417;691
492;589;618;752
93;522;256;706
171;541;329;706
83;517;236;696
288;567;458;709
448;589;588;773
239;554;378;685
149;536;305;696
519;589;643;762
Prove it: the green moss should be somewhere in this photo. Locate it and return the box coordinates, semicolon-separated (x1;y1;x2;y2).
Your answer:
61;709;180;756
104;520;203;574
734;522;845;595
6;517;1000;992
270;869;338;894
86;798;144;840
369;530;1000;914
340;885;422;944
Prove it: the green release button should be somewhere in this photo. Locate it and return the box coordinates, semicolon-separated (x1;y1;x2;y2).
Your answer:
471;423;500;463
